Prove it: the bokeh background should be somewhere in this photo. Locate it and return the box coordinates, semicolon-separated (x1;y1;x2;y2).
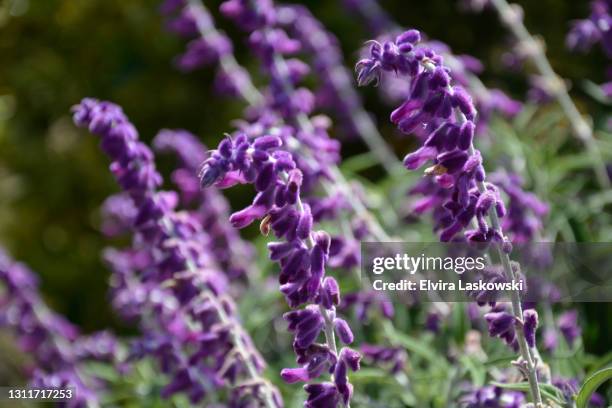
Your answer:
0;0;610;389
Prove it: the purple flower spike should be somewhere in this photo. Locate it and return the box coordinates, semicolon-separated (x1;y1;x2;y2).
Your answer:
355;29;517;244
200;101;358;405
0;248;109;406
333;318;355;344
73;98;281;406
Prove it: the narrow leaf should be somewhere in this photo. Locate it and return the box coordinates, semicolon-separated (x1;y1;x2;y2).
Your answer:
575;367;612;408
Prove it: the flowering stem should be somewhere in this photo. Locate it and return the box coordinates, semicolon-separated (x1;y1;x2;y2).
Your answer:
161;217;279;408
191;0;399;239
187;0;263;107
469;123;543;406
291;175;348;407
417;56;545;404
475;184;543;404
489;0;611;189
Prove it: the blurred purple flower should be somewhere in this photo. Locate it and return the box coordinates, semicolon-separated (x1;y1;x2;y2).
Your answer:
557;310;581;348
72;98;282;406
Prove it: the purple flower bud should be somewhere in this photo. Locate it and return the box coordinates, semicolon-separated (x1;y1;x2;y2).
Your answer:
523;309;538;348
333;318;354;344
319;277;340;309
268;241;295;261
255;162;275;191
430;67;451;89
285;306;324;349
558;310;581;347
437;150;469;174
297;204;313;240
397;29;421;44
303;382;340;408
451;86;476;119
229;205;267;228
340;347;361;372
458;121;475;150
403;146;437;169
281;367;310;384
485;310;518;350
254;135;283;150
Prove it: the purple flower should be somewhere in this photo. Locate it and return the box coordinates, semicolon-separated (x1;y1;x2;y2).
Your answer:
460;385;524;408
522;309;538;348
72;98;282;406
355;30;512;244
0;248;106;407
153;129;257;279
567;0;612;57
484;308;518;351
199;128;358;402
557;310;581;347
425;310;443;333
489;172;548;244
341;290;394;322
553;377;606;407
567;19;602;52
361;344;407;374
100;193;138;237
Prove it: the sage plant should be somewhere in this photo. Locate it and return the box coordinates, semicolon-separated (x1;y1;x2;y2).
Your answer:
347;0;523;137
72;98;282;407
468;0;611;188
0;248;116;407
356;29;546;404
199;130;361;407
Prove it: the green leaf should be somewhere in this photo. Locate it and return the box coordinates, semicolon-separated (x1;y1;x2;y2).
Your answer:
587;352;612;376
575;367;612;408
382;321;446;366
81;361;119;382
340;151;379;173
459;355;486;387
580;79;612;105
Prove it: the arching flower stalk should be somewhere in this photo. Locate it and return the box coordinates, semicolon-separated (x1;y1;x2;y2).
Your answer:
346;0;522;137
200;130;361;407
275;4;403;176
470;0;611;188
72;98;282;407
218;0;395;242
0;248;118;408
161;0;395;239
163;0;401;319
161;0;262;105
355;29;545;404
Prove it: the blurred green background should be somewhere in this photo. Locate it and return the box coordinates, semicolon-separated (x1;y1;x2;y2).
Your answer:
0;0;609;350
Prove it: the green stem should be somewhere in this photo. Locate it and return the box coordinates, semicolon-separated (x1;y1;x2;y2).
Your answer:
489;0;611;189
